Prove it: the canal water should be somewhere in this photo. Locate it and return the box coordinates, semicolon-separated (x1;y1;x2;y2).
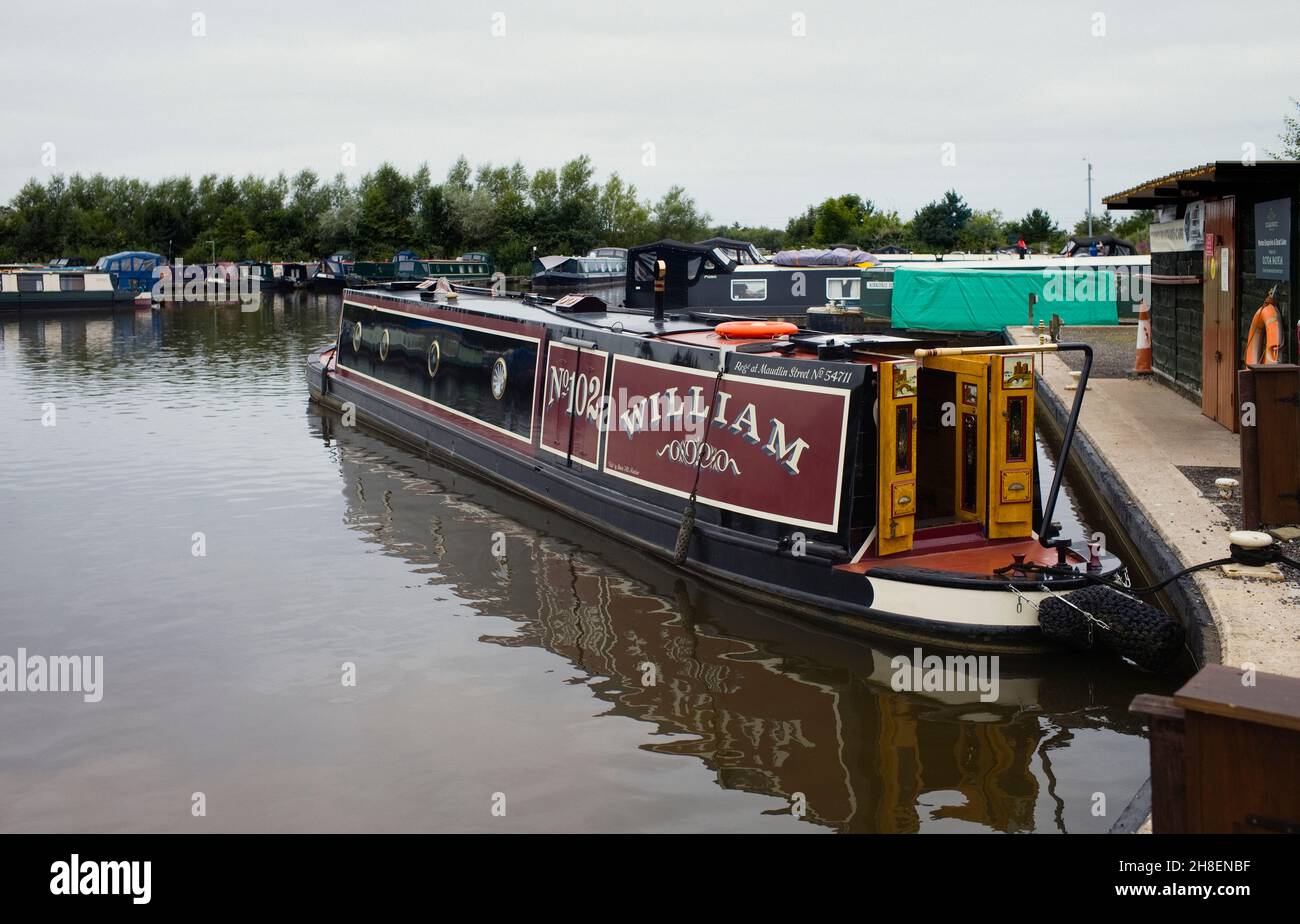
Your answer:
0;294;1177;833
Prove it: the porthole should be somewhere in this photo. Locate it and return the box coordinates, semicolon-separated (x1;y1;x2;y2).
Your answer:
378;328;390;362
352;320;362;352
491;357;508;400
427;340;441;378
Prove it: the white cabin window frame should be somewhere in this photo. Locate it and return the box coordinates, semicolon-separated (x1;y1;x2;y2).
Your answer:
730;279;768;301
826;277;860;302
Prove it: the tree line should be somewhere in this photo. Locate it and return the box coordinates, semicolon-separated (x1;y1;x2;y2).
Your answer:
0;156;1152;275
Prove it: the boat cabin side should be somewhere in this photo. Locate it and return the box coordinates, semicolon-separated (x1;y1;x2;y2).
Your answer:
331;290;1042;569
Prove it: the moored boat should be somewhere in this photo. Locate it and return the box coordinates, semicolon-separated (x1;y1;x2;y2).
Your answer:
306;282;1125;650
0;269;137;312
352;252;496;286
242;261;313;290
624;239;873;318
532;248;627;288
92;251;164;295
308;254;374;292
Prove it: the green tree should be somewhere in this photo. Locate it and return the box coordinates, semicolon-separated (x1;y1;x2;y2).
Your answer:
1072;212;1115;237
596;174;651;247
956;209;1007;252
1277;98;1300;158
652;186;711;241
1113;209;1154;247
911;190;971;251
356;163;416;258
1009;208;1062;251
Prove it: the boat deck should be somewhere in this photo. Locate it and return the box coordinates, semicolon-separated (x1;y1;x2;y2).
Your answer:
836;523;1082;577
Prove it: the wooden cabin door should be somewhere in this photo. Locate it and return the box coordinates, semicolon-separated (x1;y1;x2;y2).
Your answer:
953;366;988;526
987;353;1036;539
877;361;918;556
1202;197;1239;432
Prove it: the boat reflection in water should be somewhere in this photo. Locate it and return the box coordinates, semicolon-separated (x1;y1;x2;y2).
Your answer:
317;414;1168;833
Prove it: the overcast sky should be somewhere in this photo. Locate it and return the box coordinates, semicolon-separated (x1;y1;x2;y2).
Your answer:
4;0;1298;228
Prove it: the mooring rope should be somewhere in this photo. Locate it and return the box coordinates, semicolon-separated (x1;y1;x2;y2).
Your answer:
997;543;1300;596
673;360;729;565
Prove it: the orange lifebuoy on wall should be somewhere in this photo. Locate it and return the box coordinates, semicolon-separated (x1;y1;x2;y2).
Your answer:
714;320;799;339
1244;295;1283;365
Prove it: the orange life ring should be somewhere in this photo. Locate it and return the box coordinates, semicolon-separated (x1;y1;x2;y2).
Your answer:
1244;297;1282;365
714;320;799;339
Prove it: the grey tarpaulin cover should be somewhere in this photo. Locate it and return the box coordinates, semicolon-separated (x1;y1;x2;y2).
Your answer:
771;247;875;267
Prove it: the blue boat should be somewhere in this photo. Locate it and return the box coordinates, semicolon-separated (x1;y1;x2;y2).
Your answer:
93;251;164;295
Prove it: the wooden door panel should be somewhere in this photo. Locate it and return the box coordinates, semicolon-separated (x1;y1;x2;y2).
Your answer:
1202;198;1238;431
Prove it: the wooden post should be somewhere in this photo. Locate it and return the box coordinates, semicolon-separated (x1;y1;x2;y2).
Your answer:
1175;664;1300;833
1239;367;1260;529
1130;694;1187;833
1241;364;1300;528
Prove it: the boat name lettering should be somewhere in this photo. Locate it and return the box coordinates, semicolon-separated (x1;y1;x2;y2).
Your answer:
655;439;742;476
545;362;603;421
619;387;809;476
730;359;854;386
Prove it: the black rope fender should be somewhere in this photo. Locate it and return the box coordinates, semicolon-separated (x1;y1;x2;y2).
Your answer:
1020;539;1297;672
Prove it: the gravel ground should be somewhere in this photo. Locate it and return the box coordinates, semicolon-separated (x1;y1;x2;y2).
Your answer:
1049;325;1142;379
1177;464;1300;599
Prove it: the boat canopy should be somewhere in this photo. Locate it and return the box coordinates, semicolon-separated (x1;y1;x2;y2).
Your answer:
627;239;738;284
1058;235;1136;257
93;251;162;272
695;237;764;265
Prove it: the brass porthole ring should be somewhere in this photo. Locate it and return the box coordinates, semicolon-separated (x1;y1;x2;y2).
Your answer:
352;320;363;352
379;328;390;362
428;339;441;378
491;357;508;400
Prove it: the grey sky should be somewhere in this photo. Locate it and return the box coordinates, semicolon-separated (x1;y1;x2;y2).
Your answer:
4;0;1298;229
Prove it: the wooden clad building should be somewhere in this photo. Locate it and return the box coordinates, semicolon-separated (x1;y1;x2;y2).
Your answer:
1105;161;1300;431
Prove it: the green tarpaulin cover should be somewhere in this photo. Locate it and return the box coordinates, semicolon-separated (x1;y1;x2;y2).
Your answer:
890;268;1119;331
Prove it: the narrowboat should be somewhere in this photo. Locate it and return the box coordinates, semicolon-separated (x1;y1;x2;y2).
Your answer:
92;251;164;295
308;255;375;292
242;261;312;290
0;269;137;311
352;253;495;285
306;282;1124;650
147;262;252;304
532;248;627;288
624;239;872;318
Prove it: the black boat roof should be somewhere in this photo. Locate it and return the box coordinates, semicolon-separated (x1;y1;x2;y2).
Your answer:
344;284;936;361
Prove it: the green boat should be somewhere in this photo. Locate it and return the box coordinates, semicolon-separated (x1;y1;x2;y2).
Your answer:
351;252;494;285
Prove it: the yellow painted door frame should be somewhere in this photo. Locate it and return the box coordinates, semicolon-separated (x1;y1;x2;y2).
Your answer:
916;354;990;528
877;361;918;556
988;353;1036;539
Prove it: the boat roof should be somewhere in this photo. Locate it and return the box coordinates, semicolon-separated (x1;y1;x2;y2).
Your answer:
99;250;163;260
345;285;933;366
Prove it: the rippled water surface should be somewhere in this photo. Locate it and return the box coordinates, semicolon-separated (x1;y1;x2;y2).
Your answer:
0;295;1174;832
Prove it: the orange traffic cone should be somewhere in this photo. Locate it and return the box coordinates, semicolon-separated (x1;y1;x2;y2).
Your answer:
1133;301;1153;375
